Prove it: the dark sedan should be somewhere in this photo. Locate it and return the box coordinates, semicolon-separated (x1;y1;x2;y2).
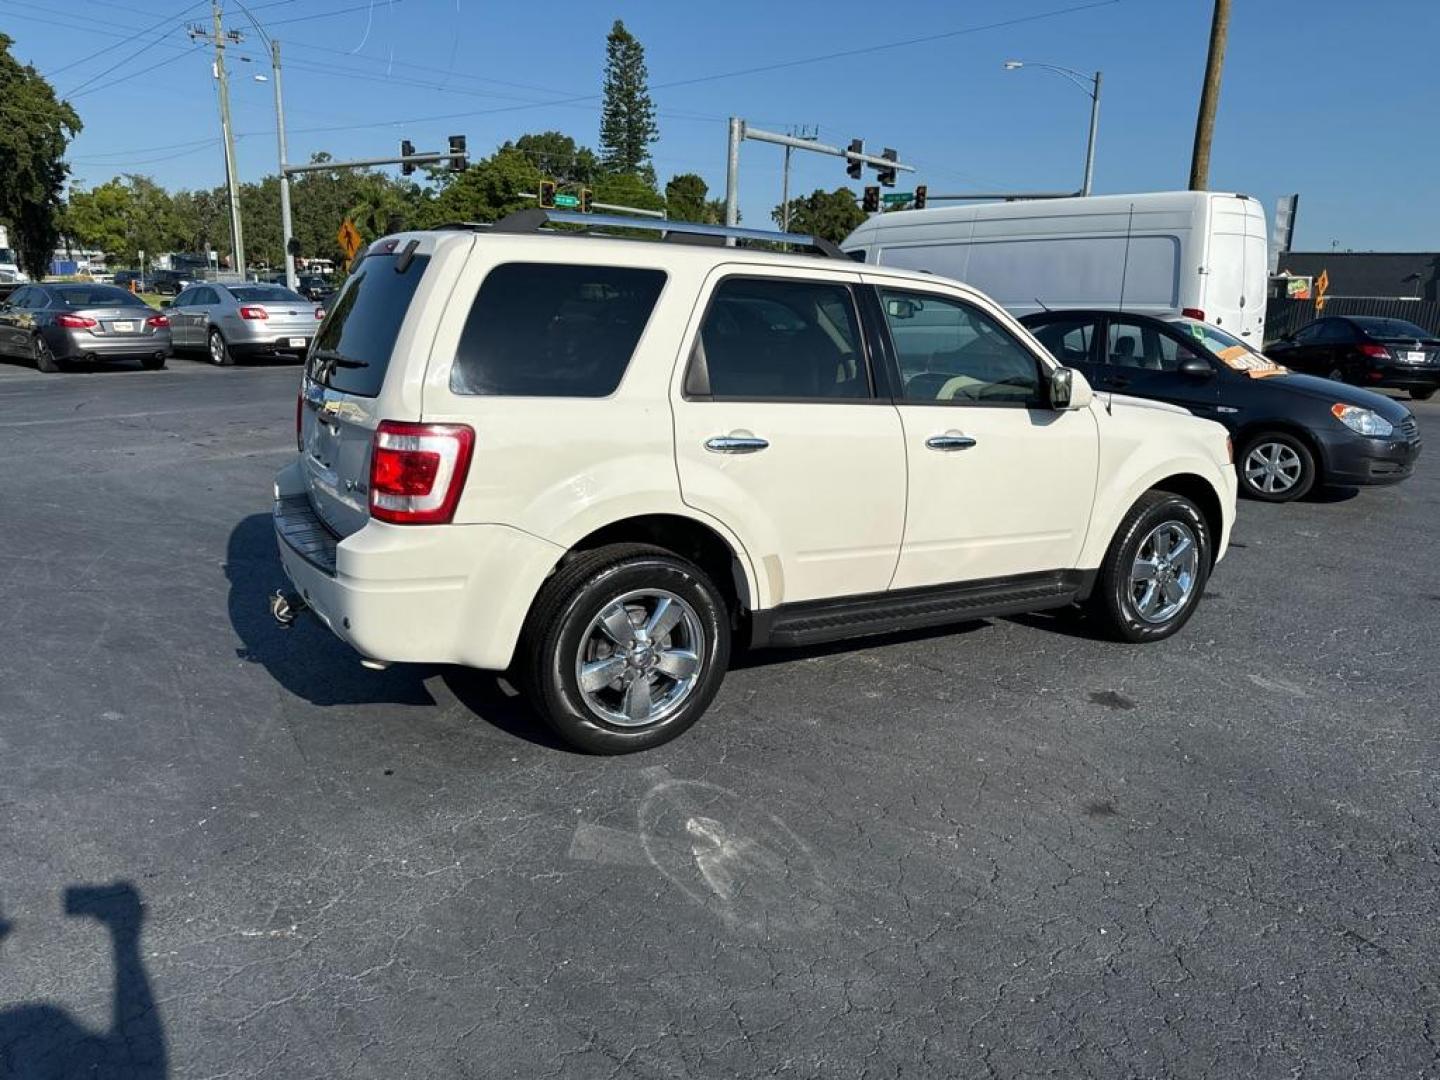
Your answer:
0;283;170;372
1266;316;1439;401
1023;309;1421;501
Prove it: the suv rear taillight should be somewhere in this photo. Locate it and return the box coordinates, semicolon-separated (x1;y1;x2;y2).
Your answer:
56;314;97;328
368;420;475;525
239;305;269;320
1359;343;1391;359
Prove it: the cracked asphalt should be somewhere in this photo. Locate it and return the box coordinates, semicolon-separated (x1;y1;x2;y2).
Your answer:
1;356;1437;1079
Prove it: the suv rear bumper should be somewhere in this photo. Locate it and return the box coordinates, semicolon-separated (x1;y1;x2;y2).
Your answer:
272;461;564;670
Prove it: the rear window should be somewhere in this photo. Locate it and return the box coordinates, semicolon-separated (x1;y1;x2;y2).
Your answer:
52;286;146;308
450;263;666;397
231;286;306;303
308;253;429;397
1351;317;1431;339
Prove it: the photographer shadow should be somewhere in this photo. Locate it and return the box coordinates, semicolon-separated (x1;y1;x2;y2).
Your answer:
0;882;167;1078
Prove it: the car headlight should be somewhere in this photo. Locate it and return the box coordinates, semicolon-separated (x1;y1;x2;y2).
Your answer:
1331;403;1394;437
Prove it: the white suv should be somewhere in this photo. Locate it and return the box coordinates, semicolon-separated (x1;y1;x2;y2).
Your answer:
273;211;1237;753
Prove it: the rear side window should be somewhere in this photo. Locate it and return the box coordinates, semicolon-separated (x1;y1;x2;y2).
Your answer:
309;253;430;397
451;263;666;397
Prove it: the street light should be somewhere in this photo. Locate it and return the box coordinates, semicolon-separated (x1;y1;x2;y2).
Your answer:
1003;59;1102;196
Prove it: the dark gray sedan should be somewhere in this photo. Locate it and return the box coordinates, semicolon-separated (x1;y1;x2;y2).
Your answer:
0;283;171;372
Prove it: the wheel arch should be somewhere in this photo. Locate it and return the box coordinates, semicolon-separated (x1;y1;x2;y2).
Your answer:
1231;420;1326;483
1147;473;1224;566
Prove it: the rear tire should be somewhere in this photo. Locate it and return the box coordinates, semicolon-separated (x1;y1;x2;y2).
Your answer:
208;328;233;366
1089;491;1212;643
33;334;59;373
1238;432;1315;502
141;356;166;370
1412;388;1435;401
519;543;731;754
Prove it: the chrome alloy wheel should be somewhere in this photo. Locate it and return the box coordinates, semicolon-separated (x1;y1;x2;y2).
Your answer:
1243;441;1303;495
1129;520;1200;625
574;589;705;728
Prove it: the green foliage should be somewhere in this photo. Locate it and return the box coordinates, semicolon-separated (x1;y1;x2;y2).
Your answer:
503;131;599;185
420;146;543;226
598;20;657;177
772;187;867;244
594;171;664;214
63;175;176;266
0;33;82;278
665;173;715;223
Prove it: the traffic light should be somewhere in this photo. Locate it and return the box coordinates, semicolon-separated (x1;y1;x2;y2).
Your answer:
286;236;301;257
579;187;593;213
400;139;415;176
448;134;467;172
846;138;863;181
877;148;898;188
914;184;927;210
863;186;880;213
538;180;557;208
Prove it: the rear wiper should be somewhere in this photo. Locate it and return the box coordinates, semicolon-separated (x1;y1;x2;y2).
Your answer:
311;348;368;382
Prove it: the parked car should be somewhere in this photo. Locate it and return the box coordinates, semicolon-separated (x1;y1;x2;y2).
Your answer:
167;282;324;364
148;269;194;296
271;214;1237;753
111;269;151;293
0;283;170;372
1022;310;1421;501
1266;316;1440;401
842;191;1270;343
295;274;335;303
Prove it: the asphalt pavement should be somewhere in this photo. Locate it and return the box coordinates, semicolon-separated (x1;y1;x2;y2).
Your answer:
1;354;1437;1079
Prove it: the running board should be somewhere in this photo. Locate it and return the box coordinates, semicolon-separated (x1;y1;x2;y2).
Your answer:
749;570;1093;649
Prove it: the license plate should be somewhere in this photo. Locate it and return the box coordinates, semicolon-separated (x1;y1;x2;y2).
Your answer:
1407;351;1427;363
112;320;135;333
289;337;307;348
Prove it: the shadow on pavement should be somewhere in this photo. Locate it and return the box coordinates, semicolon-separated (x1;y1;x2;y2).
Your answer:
0;882;167;1079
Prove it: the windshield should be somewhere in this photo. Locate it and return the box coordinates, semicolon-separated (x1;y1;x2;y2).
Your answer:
1168;317;1287;377
231;286;307;303
0;248;15;264
1351;316;1431;339
52;286;148;309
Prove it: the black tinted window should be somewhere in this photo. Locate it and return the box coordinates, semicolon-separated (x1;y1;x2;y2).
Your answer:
231;286;306;303
451;263;665;397
1028;317;1098;366
52;286;146;308
1352;317;1430;339
698;277;868;400
309;254;429;397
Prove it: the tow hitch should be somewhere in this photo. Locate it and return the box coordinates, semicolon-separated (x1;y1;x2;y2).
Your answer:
269;589;308;628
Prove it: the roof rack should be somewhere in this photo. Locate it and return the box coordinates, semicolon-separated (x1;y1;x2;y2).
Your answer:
488;208;847;259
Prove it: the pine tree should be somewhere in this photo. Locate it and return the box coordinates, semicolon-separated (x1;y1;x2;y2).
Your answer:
598;20;658;177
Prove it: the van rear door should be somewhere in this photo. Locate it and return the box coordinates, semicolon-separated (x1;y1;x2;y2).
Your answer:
1204;195;1267;340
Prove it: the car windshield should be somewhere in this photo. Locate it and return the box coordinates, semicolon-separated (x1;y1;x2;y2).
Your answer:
1351;317;1431;339
52;286;148;309
230;286;307;303
1167;317;1287;378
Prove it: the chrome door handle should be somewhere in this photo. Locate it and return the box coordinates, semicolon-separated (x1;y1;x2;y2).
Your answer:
705;434;769;455
925;433;977;452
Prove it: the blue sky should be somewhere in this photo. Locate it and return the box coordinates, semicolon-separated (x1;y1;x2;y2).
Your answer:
5;0;1436;251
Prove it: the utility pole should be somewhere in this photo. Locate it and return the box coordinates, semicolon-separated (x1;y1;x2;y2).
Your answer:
780;125;818;233
271;39;296;290
1189;0;1231;191
1082;71;1101;197
191;3;246;277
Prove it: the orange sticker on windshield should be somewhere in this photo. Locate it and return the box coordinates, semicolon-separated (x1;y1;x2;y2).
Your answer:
1217;345;1287;378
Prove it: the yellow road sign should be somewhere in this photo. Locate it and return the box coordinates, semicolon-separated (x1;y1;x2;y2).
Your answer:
337;218;363;261
1315;268;1329;313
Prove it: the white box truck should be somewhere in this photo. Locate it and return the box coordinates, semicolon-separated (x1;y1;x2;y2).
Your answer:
842;191;1269;342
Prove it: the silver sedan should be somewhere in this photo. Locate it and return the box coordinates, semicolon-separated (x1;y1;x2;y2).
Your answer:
167;283;325;365
0;283;170;372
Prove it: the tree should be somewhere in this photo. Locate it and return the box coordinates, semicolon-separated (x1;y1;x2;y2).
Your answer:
419;146;543;227
503;131;598;185
595;171;664;214
772;187;866;244
0;33;82;277
665;173;715;223
598;20;657;180
63;175;177;267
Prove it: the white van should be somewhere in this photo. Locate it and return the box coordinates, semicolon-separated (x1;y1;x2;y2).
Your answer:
842;191;1269;342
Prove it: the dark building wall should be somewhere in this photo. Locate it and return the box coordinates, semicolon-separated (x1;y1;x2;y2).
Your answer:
1278;252;1440;301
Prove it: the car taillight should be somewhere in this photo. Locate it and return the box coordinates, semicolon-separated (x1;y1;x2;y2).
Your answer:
368;420;475;525
146;314;169;328
55;314;97;329
314;308;325;320
1181;307;1205;321
1359;343;1390;359
239;305;269;320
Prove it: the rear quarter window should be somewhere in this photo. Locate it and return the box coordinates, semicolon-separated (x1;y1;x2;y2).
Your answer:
450;262;666;397
308;253;429;397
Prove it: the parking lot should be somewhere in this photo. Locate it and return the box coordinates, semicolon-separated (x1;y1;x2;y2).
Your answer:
1;357;1437;1078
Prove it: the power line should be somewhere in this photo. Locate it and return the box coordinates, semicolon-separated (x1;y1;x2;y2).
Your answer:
38;0;208;79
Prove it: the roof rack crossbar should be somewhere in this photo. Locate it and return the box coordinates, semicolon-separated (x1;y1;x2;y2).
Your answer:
490;208;846;258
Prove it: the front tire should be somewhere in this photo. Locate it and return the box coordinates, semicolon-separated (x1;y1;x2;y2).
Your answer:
208;328;233;366
519;544;731;754
1238;432;1315;502
1089;491;1212;643
33;333;59;373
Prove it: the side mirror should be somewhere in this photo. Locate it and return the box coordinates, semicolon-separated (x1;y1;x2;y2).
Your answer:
1049;366;1093;411
1179;357;1214;379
